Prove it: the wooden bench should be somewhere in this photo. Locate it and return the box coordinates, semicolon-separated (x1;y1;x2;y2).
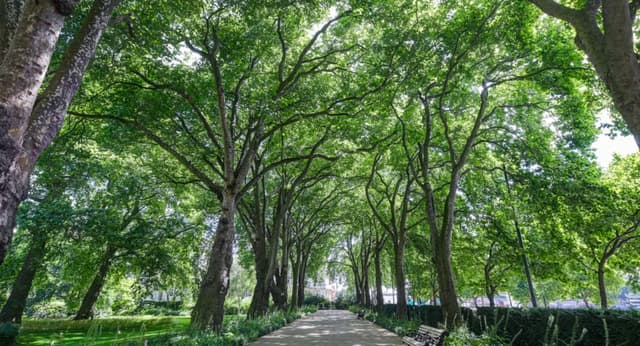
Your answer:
402;325;448;346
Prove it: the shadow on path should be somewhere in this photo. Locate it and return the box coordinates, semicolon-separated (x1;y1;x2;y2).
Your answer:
249;309;403;345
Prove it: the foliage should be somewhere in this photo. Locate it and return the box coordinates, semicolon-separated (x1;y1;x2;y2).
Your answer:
303;295;330;307
472;307;640;346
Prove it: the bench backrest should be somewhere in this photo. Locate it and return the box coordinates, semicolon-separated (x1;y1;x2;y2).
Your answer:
415;325;448;346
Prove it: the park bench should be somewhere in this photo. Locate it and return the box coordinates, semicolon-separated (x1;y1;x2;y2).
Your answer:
402;325;448;346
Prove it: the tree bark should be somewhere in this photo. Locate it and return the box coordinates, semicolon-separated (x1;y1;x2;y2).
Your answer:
0;0;118;265
191;193;236;331
598;259;608;309
74;245;116;320
503;166;537;307
431;228;460;326
247;256;270;317
363;271;371;307
374;249;384;310
290;253;300;310
298;256;308;307
393;241;408;319
529;0;640;147
0;232;47;323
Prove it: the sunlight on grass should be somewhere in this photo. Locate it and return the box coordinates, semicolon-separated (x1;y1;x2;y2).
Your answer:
19;316;191;345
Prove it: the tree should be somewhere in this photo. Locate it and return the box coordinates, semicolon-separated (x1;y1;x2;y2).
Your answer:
366;153;417;319
73;1;383;330
528;0;640;146
0;0;120;264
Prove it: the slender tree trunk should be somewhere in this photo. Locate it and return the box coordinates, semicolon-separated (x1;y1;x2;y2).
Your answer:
598;260;608;309
484;265;495;308
0;232;47;323
503;166;537;307
290;257;299;310
353;267;362;305
297;257;307;307
393;241;408;319
374;250;384;310
74;245;116;320
363;270;371;307
191;193;236;331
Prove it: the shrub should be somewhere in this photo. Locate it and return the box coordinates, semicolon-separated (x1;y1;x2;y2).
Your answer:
303;295;329;306
27;299;68;319
472;307;640;346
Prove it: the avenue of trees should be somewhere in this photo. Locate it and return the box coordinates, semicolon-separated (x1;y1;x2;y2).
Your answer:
2;0;640;338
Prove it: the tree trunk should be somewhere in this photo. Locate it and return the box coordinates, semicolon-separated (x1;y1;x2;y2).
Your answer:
74;245;116;320
503;166;537;307
191;193;236;331
598;260;608;309
270;278;287;310
432;232;460;326
393;241;408;319
0;0;118;264
247;259;270;318
290;257;299;310
484;264;495;308
248;228;270;318
0;0;67;265
529;0;640;147
374;250;384;310
363;270;371;307
353;267;362;305
0;232;47;323
297;256;307;307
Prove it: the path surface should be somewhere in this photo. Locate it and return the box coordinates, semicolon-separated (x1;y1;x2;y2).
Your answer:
249;309;404;346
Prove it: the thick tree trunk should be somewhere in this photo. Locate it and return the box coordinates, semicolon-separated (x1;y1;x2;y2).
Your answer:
432;232;460;326
247;260;270;318
0;232;47;323
598;260;608;309
74;245;115;320
0;0;118;264
0;0;67;264
363;271;371;307
248;230;270;318
529;0;640;147
0;0;24;61
191;193;236;331
393;241;408;319
374;250;384;310
270;278;287;310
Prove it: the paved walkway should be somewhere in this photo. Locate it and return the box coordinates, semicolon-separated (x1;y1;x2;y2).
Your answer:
249;309;404;346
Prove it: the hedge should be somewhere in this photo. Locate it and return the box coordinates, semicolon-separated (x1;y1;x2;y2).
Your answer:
472;307;640;345
375;304;640;345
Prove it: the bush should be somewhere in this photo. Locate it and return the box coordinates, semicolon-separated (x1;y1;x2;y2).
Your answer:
303;295;329;306
27;299;68;319
472;307;640;346
301;305;318;314
377;304;640;345
334;294;355;310
135;301;184;316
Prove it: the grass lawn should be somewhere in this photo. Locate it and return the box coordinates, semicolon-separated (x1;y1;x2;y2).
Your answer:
18;315;195;345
